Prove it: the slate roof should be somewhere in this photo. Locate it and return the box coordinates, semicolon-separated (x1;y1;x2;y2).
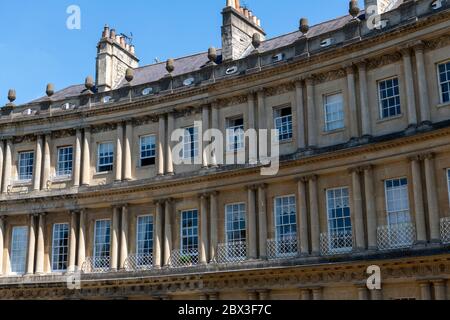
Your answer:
29;1;405;104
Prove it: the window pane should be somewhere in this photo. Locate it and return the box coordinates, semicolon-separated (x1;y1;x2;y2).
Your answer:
52;223;69;272
11;226;28;274
94;220;111;260
225;203;246;243
140;135;156;166
137;216;153;256
181;210;198;254
385;178;411;224
56;147;73;177
97;143;114;172
18;151;34;181
324;93;344;131
274;107;293;141
274;195;297;240
378;77;401;119
438;62;450;104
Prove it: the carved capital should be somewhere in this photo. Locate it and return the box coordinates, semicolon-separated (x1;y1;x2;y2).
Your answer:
420;152;435;161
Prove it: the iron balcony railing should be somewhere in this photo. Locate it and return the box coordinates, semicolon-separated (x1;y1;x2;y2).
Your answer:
123;253;153;272
441;217;450;244
81;256;110;273
377;222;416;251
320;231;354;256
169;249;199;268
215;241;247;264
267;237;298;260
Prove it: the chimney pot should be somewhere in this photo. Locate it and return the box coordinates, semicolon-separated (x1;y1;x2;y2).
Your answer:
349;0;360;18
85;76;94;90
166;59;175;74
234;0;240;9
7;89;16;103
299;18;310;34
252;16;258;24
257;19;261;27
46;83;54;97
125;68;134;83
248;11;253;17
226;0;235;8
110;29;116;39
244;8;249;18
102;25;110;38
130;45;136;55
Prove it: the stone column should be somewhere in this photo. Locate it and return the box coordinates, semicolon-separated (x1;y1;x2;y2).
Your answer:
209;192;218;262
81;127;91;186
410;156;427;243
33;135;43;191
0;141;4;194
363;166;377;250
153;201;163;268
68;211;77;272
73;129;82;187
357;286;369;300
42;134;51;189
308;176;320;254
423;153;440;242
305;77;317;147
401;48;418;127
370;289;383;300
297;178;309;255
211;103;220;167
419;282;431;300
357;61;371;136
114;123;124;182
300;289;311;300
257;184;267;259
163;199;173;267
202;106;210;168
26;214;36;275
166;112;175;174
345;65;359;139
257;89;266;130
35;213;46;274
199;194;209;264
312;287;323;300
433;280;446;300
247;186;257;259
77;210;86;268
351;168;366;250
295;80;306;149
111;206;120;271
157;115;166;176
247;94;257;165
413;42;430;124
120;205;129;269
0;216;5;276
124;121;133;180
1;140;12;193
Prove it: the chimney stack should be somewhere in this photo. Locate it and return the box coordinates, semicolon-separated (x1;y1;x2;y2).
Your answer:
221;0;265;61
96;25;139;92
364;0;400;15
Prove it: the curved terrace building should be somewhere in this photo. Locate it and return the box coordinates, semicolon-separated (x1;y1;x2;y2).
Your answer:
0;0;450;300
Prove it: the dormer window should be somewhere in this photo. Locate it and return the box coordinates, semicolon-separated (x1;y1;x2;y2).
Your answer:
183;78;195;86
272;53;284;63
102;96;113;104
22;109;33;116
225;66;238;75
142;87;153;96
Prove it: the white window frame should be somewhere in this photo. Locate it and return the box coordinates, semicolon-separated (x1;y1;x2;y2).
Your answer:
56;146;73;178
273;195;297;241
10;226;28;275
225;203;246;243
326;187;352;252
17;151;34;182
136;215;154;256
182;126;199;160
378;76;401;119
226;117;245;152
51;223;69;272
447;169;450;206
323;92;345;132
97;142;114;173
180;209;198;255
438;60;450;104
273;106;293;142
384;177;411;225
93;219;111;260
139;135;156;167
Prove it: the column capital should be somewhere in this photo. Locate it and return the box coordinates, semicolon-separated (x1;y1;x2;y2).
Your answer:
356;59;368;69
302;174;318;182
164;198;174;205
417;280;431;286
348;167;363;174
361;164;374;172
255;183;267;190
343;63;355;75
256;88;266;97
420;152;435;161
0;215;7;222
412;40;426;52
305;76;315;86
399;46;412;57
153;199;165;206
408;154;422;162
198;193;210;200
246;184;257;191
294;78;304;88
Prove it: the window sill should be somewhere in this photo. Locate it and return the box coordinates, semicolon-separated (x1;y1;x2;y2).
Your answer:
437;102;450;109
321;127;346;136
52;176;72;183
376;114;404;124
12;180;32;187
94;171;112;177
278;138;293;145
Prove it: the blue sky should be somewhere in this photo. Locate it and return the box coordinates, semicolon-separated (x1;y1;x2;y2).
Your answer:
0;0;362;104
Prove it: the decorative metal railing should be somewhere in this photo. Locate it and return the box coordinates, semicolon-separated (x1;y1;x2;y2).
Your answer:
441;217;450;244
215;241;247;264
320;231;354;256
81;256;110;273
267;237;298;260
169;249;199;268
377;223;416;250
123;253;153;271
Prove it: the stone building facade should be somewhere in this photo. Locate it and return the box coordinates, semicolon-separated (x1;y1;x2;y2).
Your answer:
0;0;450;300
